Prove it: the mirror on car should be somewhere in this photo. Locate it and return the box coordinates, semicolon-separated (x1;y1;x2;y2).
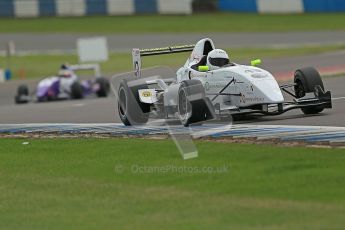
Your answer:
251;59;262;67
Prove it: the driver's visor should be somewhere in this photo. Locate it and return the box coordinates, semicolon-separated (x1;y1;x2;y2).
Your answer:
209;57;229;67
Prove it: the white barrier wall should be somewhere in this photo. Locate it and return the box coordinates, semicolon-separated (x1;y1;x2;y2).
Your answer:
107;0;134;15
257;0;304;13
14;0;39;17
56;0;86;17
157;0;193;14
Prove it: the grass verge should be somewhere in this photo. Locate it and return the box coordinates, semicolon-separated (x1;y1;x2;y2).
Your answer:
1;13;345;33
2;44;345;80
0;138;345;229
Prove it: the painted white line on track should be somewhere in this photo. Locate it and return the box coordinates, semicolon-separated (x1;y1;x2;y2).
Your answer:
332;97;345;101
72;103;85;107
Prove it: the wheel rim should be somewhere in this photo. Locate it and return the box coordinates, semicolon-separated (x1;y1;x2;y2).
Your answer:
118;87;127;117
178;88;191;123
295;80;305;98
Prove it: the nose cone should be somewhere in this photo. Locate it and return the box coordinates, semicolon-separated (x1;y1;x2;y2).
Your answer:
254;79;284;103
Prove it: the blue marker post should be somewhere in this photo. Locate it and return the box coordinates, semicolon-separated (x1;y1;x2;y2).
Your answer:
5;41;16;81
5;69;12;81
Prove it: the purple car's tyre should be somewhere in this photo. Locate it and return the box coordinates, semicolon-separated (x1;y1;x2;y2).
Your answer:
15;84;29;104
294;67;324;114
71;82;84;99
96;77;110;98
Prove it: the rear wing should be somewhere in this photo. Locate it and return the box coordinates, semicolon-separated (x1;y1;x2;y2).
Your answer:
132;44;195;78
69;63;102;78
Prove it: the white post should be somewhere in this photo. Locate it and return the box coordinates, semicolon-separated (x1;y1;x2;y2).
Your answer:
0;69;5;83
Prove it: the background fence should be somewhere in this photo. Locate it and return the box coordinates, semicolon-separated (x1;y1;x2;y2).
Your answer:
0;0;193;17
0;0;344;17
219;0;345;13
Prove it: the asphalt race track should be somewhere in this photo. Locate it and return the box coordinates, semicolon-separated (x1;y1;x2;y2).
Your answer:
0;75;344;126
2;31;345;53
1;32;345;127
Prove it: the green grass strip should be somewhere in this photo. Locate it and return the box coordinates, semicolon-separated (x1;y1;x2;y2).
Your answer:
1;13;345;33
0;138;344;229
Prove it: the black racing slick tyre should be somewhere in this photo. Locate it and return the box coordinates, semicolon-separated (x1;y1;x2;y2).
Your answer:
294;67;324;114
117;81;150;126
15;84;29;104
71;82;84;99
96;77;110;98
177;80;214;127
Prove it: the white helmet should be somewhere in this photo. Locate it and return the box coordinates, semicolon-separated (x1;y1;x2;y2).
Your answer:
206;49;229;70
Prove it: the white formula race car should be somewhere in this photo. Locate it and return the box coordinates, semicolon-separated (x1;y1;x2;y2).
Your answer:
116;38;332;126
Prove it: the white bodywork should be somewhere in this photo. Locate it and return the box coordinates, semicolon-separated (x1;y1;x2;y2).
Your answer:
59;74;78;98
138;89;158;104
138;38;284;112
37;74;79;99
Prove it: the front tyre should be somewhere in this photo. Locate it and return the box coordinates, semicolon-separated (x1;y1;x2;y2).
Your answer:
294;67;325;114
15;84;29;104
177;86;192;126
177;80;214;127
117;81;150;126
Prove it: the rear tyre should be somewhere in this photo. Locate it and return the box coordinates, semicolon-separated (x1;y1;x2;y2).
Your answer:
118;81;150;126
71;82;84;99
96;77;110;97
294;67;324;114
15;84;29;104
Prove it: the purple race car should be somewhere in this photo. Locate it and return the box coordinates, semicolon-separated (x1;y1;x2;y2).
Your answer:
15;64;110;104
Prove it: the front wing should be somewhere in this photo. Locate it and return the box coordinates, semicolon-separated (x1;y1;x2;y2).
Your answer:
223;85;332;116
